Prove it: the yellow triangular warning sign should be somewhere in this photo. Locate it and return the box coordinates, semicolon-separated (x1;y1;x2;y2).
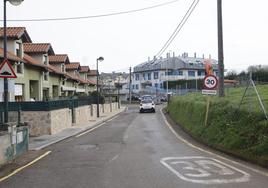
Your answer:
0;59;17;78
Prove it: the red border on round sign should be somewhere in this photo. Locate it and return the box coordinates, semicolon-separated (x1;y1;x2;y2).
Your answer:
203;75;218;90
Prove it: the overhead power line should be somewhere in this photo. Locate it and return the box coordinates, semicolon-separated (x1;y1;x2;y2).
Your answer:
154;0;200;59
4;0;180;22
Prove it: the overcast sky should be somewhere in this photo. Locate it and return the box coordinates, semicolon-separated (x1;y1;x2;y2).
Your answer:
2;0;268;73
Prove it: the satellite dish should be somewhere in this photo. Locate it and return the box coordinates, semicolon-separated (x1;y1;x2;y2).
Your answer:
9;0;24;6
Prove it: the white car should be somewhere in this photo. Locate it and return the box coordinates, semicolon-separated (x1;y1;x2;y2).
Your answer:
140;99;155;113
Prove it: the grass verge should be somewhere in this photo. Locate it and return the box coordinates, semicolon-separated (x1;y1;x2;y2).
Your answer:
167;85;268;167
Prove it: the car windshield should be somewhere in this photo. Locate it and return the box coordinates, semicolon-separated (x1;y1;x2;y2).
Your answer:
142;95;153;100
142;99;153;104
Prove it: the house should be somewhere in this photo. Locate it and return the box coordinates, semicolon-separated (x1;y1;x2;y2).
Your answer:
0;27;97;101
132;52;218;94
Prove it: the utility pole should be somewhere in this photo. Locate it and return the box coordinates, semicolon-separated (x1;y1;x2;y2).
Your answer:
217;0;225;97
129;67;132;105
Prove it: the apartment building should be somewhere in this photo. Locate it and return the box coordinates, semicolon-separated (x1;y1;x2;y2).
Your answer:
132;52;218;94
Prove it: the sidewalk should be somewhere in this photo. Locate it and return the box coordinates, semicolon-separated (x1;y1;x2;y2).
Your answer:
29;106;126;151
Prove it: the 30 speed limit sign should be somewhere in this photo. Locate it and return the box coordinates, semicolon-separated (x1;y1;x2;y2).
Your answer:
203;75;218;89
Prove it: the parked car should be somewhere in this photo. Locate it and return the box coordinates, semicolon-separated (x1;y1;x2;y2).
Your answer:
140;99;155;113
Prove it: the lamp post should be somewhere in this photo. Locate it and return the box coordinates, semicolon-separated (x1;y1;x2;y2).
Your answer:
2;0;23;124
117;74;121;109
108;79;112;112
96;56;104;118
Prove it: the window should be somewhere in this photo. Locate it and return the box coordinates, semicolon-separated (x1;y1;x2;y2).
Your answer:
135;74;139;81
188;70;195;77
153;72;159;79
44;71;49;81
160;83;163;88
132;85;135;89
143;73;146;80
61;64;65;72
136;84;139;90
16;62;23;74
147;73;151;80
178;70;183;76
166;70;173;76
154;83;158;88
15;42;23;58
198;70;205;76
43;55;48;65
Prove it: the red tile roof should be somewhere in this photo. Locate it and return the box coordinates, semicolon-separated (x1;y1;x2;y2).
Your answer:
80;66;90;73
0;48;25;62
66;62;80;70
23;43;55;55
49;54;69;64
87;69;98;76
0;27;32;43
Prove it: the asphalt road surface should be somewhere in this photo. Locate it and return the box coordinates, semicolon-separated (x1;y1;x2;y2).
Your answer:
1;105;268;188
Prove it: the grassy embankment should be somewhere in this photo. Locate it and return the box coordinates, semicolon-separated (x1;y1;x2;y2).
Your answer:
167;85;268;167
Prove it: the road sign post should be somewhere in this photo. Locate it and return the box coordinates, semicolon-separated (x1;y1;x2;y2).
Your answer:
0;58;17;125
202;75;218;126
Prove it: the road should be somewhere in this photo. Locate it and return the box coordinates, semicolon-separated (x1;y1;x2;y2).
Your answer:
0;105;268;188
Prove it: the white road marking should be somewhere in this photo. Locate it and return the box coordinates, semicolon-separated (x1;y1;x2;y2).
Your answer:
161;156;250;184
160;107;268;177
109;154;120;163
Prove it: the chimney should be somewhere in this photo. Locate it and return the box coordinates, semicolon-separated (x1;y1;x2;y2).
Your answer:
194;52;196;58
209;54;211;59
202;54;205;59
166;53;170;58
153;56;156;60
148;57;150;62
173;52;175;57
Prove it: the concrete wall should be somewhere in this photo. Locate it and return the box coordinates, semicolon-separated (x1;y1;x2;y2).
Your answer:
0;126;29;167
0;132;12;166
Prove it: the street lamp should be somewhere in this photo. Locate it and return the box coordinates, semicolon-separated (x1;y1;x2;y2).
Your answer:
108;79;112;112
96;56;104;118
117;73;122;109
2;0;23;124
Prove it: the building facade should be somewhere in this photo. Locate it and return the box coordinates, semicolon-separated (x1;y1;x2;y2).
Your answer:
132;53;218;94
0;27;97;102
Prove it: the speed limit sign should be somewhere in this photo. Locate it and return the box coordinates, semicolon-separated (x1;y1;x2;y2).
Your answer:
203;75;218;89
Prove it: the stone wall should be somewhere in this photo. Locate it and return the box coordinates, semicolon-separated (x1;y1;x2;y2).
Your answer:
21;111;51;136
50;108;72;134
74;105;91;126
9;102;120;136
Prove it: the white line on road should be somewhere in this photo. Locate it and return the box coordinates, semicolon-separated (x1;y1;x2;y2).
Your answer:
160;107;268;177
109;154;120;163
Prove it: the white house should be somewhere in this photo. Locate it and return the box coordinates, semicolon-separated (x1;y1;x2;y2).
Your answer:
132;52;218;94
